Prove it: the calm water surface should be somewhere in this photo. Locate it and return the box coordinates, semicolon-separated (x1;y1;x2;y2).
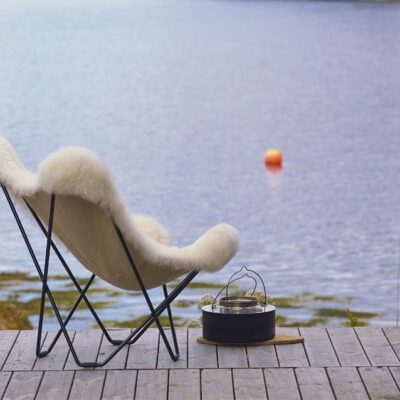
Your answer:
0;0;399;328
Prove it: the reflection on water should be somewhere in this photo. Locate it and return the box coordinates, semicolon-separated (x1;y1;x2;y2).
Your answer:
0;0;400;328
265;167;284;216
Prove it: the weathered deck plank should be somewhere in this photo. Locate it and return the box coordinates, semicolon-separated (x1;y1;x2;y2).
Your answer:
295;367;335;400
300;328;339;366
355;327;400;366
247;343;279;367
263;368;301;400
102;370;137;400
126;329;159;370
3;330;45;371
1;327;400;399
35;370;74;400
168;369;200;400
135;370;168;400
388;366;400;395
233;368;267;400
64;330;103;371
0;372;12;398
188;328;217;369
383;327;400;361
217;345;248;368
275;328;309;367
34;330;75;371
0;331;19;370
158;329;187;369
97;329;131;370
327;367;369;400
201;369;234;400
2;371;43;400
359;366;400;400
327;328;370;366
68;370;106;400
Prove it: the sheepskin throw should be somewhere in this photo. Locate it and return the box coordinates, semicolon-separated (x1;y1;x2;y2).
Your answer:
0;137;240;290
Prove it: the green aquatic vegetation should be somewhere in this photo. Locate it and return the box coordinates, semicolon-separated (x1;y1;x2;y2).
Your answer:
315;308;383;320
0;296;33;329
63;278;101;288
63;286;123;297
60;284;116;294
15;288;42;295
272;295;304;309
173;299;198;308
85;287;121;295
0;272;41;283
270;293;354;309
0;272;87;284
245;289;273;305
87;300;117;309
312;295;354;304
101;315;183;328
312;295;341;302
228;290;247;297
45;275;74;281
277;316;330;328
275;314;289;326
98;320;135;329
127;291;146;296
0;273;94;292
21;291;116;318
49;289;116;309
344;309;368;327
108;291;124;297
0;269;383;329
167;280;239;290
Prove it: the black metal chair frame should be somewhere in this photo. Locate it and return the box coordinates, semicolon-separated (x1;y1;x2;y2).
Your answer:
1;185;199;368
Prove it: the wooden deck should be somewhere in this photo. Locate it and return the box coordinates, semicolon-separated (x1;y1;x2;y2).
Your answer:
1;327;400;399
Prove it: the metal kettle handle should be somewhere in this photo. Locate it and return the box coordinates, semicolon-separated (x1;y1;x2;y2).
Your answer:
212;266;267;310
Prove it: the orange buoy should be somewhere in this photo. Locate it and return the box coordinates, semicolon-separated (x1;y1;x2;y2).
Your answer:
264;148;283;167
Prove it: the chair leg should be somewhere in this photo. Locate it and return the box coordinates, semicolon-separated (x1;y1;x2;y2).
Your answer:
24;201;126;346
2;185;199;367
163;284;179;355
113;221;199;361
89;272;199;367
2;189;88;364
122;270;198;346
35;254;198;365
36;194;56;356
37;274;96;356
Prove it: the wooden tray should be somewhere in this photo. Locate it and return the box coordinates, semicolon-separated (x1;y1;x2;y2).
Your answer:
197;333;304;346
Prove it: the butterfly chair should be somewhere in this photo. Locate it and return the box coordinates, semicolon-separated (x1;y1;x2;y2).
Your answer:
0;137;239;368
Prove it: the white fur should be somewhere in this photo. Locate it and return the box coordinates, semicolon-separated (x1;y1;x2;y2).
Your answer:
0;137;239;272
0;137;38;196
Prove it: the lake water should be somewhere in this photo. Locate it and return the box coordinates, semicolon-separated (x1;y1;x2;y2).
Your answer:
0;0;399;329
